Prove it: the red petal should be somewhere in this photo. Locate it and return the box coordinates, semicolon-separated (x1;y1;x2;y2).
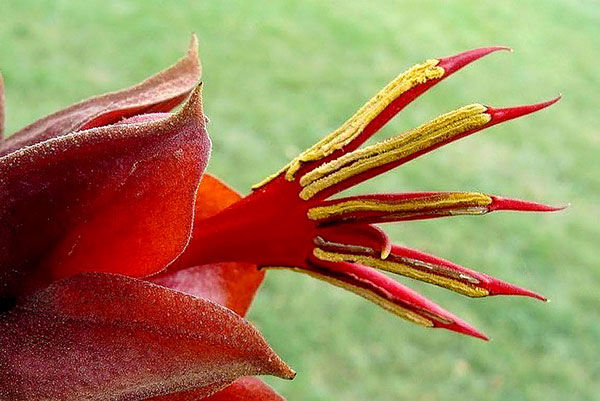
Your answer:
283;47;510;182
0;85;209;307
0;35;200;156
0;273;294;401
488;195;566;212
313;230;546;301
389;244;547;300
150;262;263;318
151;174;265;317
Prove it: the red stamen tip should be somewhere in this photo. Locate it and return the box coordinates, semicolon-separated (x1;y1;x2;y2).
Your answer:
447;318;490;341
487;94;562;124
487;279;548;301
489;196;566;213
439;46;512;74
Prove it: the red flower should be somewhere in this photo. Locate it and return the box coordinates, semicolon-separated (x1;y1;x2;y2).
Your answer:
0;36;561;400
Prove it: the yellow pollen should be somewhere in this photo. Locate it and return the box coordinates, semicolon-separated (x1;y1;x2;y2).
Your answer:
263;265;434;327
252;59;445;190
307;192;493;221
312;248;489;298
299;104;491;200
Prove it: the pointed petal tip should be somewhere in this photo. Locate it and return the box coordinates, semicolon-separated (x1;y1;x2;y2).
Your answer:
188;34;200;61
490;196;566;213
187;33;202;79
286;369;297;380
444;318;489;341
439;46;512;74
498;285;547;302
486;277;547;301
487;94;561;124
273;363;296;380
473;331;490;342
176;82;204;120
261;346;296;380
189;32;199;48
523;289;548;302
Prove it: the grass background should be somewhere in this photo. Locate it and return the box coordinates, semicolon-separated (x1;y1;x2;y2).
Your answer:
1;1;598;400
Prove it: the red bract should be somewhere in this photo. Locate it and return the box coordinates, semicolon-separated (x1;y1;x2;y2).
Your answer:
0;37;209;307
0;35;200;157
0;273;293;400
0;36;562;400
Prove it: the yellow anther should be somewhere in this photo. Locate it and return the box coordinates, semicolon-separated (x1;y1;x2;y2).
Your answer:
307;192;493;221
251;166;286;190
299;104;491;200
312;248;489;298
252;59;445;190
263;266;434;327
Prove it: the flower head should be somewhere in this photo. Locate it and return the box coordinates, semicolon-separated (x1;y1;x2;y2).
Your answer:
0;37;562;400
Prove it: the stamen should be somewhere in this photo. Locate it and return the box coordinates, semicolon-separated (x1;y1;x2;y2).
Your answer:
264;266;434;327
312;248;489;297
308;192;493;221
264;262;489;339
284;59;444;179
299;104;490;200
252;47;513;191
251;60;444;190
313;236;374;255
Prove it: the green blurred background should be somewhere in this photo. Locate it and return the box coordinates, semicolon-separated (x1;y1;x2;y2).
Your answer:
1;1;598;400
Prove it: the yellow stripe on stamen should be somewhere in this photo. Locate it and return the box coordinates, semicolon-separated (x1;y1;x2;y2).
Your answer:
307;192;493;221
263;266;434;327
251;59;445;190
299;104;491;200
313;248;489;298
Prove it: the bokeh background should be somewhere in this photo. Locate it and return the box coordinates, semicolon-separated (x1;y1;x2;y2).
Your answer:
1;1;598;400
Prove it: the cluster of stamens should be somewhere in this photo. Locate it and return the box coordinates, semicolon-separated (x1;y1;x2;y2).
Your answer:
200;46;562;340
